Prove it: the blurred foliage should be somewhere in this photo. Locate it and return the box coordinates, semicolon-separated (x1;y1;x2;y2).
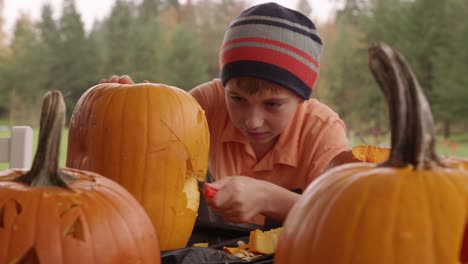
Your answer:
0;0;466;142
318;0;468;140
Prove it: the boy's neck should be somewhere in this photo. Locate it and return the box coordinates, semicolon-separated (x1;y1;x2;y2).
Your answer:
251;137;278;161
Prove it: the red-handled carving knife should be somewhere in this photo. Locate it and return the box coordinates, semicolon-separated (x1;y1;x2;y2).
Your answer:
203;184;218;199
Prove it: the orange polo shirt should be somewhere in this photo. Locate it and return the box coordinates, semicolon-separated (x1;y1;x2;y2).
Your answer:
190;79;349;192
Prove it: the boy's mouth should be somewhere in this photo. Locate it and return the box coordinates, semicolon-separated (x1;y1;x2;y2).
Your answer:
245;131;269;140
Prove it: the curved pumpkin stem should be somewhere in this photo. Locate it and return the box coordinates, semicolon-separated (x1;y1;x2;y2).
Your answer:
15;90;74;188
368;43;441;169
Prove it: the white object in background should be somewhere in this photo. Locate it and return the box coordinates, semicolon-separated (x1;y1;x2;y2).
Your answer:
0;126;33;169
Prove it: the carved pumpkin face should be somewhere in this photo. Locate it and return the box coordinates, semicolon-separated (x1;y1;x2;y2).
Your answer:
275;44;468;263
0;168;160;263
66;82;210;250
0;90;160;263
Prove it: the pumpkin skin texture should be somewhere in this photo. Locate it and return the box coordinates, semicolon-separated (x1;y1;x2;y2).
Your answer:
275;44;468;263
0;91;160;264
0;169;160;264
66;83;209;250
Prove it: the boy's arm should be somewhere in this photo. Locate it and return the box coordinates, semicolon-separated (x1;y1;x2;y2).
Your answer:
261;181;301;223
306;120;349;185
206;176;300;224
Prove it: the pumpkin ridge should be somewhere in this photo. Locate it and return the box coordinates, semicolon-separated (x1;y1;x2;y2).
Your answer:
82;190;109;261
88;178;142;256
116;86;128;193
389;167;406;263
344;167;382;262
420;170;436;260
93;185;144;261
139;87;150;211
18;191;40;262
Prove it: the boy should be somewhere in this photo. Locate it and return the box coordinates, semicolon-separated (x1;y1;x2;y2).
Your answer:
102;3;349;225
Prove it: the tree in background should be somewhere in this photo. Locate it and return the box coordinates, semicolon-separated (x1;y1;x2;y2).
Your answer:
320;0;387;144
55;0;101;117
0;0;466;139
0;0;10;117
194;0;245;79
127;0;161;82
430;0;468;137
358;0;468;138
37;4;62;92
101;0;136;77
0;0;6;49
159;24;208;90
4;14;44;125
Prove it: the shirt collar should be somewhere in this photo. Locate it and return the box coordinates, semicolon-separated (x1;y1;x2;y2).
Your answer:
220;109;301;170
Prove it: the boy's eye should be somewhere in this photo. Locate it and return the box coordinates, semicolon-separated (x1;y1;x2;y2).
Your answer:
230;96;243;103
265;102;281;108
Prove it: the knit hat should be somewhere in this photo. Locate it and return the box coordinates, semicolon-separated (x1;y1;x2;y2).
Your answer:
219;2;323;99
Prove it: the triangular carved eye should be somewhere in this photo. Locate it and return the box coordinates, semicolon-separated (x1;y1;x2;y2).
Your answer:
63;216;85;241
0;199;22;229
17;246;40;264
60;203;85;241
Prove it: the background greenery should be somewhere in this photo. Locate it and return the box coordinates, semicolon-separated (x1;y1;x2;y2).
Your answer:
0;0;467;169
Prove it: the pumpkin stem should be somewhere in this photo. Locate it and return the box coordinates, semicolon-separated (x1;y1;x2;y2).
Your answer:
15;90;74;188
368;43;441;169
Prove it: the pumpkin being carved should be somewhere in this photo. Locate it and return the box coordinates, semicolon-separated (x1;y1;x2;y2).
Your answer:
0;91;160;263
66;82;210;250
275;43;468;263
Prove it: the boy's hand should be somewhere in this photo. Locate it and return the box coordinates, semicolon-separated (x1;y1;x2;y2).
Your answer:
99;75;135;85
204;176;268;223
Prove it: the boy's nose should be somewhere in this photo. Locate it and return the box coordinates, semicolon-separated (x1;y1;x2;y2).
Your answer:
244;111;264;130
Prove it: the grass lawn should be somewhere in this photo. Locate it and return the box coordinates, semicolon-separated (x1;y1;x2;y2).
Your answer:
0;127;68;170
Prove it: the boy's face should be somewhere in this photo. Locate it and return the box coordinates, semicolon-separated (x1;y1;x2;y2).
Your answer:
225;77;303;147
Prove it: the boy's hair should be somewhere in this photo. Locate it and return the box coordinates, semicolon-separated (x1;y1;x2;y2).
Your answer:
219;2;322;99
229;77;280;95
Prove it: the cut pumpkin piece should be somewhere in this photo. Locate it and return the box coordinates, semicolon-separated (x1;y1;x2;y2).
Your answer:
223;244;249;254
192;242;209;247
248;227;282;254
351;145;390;163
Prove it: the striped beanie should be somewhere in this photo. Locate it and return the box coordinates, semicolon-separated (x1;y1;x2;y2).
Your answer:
219;2;323;99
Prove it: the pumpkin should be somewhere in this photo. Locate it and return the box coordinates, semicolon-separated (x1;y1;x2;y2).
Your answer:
248;227;282;254
0;91;160;263
275;43;468;263
327;145;390;168
66;82;209;250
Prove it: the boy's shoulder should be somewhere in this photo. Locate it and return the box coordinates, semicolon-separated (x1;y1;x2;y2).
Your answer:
193;78;223;91
300;98;341;123
190;79;224;108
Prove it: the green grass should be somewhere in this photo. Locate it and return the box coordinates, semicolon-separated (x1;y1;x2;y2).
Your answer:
0;127;68;170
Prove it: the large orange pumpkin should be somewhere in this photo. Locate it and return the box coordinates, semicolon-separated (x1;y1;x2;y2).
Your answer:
66;82;209;250
0;91;160;263
275;43;468;263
